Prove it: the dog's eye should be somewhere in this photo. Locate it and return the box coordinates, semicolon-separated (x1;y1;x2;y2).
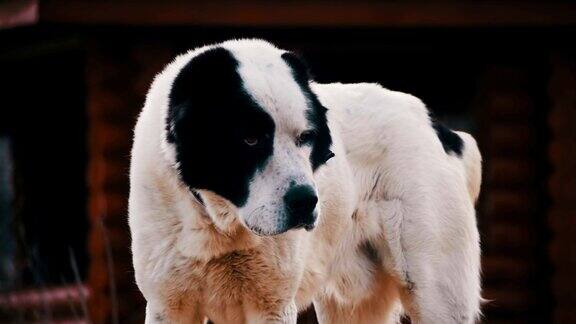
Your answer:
244;137;259;146
296;130;316;147
244;133;270;147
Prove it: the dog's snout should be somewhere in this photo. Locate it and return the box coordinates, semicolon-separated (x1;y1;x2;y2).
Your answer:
284;185;318;230
285;185;318;214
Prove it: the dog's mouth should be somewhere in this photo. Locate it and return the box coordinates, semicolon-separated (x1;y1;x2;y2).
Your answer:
246;225;287;237
292;222;316;231
287;208;318;232
245;219;316;237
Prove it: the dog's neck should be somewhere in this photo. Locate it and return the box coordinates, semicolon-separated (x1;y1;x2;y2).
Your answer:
158;170;263;261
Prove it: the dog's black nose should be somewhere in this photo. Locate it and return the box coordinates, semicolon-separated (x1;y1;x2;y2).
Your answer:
284;185;318;230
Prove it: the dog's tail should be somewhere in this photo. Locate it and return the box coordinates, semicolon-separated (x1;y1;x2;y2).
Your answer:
456;131;482;203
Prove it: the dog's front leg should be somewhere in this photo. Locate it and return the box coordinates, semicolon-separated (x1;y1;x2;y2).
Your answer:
144;302;167;324
145;300;205;324
245;300;297;324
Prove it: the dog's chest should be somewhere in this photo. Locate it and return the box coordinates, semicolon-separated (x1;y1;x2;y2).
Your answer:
200;248;297;320
203;251;259;300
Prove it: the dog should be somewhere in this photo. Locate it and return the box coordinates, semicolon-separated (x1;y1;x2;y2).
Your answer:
129;39;482;323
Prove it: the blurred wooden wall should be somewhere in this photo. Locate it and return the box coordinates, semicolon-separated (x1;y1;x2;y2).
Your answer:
476;61;552;323
548;54;576;324
85;39;173;323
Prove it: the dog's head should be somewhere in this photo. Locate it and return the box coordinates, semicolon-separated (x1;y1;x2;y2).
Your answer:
163;40;334;236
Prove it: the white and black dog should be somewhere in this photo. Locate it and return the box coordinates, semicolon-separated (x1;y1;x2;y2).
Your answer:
129;39;482;323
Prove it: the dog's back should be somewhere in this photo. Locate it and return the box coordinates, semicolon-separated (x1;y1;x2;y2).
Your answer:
312;82;481;204
312;82;482;323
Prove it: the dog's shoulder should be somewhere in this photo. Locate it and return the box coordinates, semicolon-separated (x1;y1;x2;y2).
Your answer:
311;82;429;124
312;82;481;204
311;82;435;168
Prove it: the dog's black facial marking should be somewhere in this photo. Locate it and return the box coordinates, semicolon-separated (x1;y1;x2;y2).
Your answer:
168;47;275;207
431;119;463;157
282;52;333;170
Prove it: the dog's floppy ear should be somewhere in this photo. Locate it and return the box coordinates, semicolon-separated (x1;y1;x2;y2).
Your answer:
281;52;313;84
282;51;333;170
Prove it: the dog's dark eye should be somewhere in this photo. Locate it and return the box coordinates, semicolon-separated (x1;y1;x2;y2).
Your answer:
244;137;259;146
296;130;316;147
244;133;270;147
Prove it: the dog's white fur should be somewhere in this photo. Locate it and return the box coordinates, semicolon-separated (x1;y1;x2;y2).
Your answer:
129;39;482;323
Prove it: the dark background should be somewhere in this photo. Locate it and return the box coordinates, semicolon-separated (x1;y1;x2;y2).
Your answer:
1;1;575;323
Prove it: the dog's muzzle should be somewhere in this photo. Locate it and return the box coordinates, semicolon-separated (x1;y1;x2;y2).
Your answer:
284;184;318;231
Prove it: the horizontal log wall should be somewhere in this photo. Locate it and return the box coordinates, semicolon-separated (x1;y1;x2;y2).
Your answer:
548;54;576;324
86;40;172;324
476;63;552;323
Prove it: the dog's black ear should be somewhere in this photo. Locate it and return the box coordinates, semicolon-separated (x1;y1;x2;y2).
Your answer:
281;52;312;84
282;51;332;171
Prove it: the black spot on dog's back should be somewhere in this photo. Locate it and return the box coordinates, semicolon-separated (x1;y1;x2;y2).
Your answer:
431;120;463;157
167;47;275;206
